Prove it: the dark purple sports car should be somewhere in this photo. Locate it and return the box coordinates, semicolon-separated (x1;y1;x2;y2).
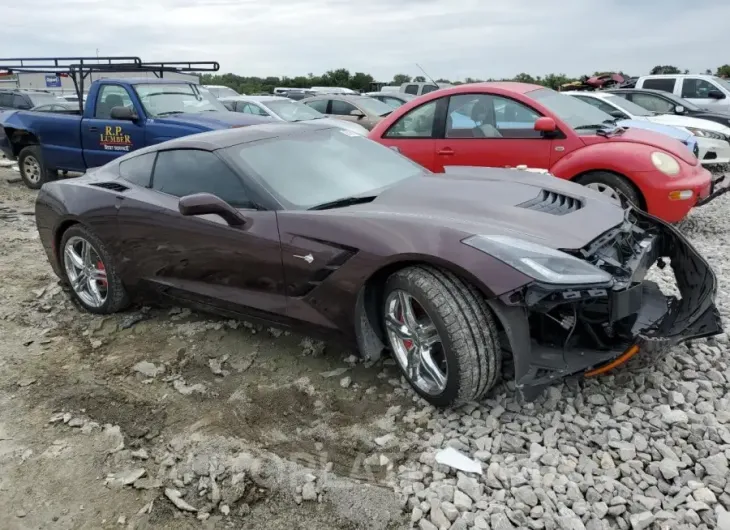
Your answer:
35;123;722;407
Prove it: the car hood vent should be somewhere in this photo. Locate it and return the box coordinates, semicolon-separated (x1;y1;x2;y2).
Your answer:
516;189;582;215
90;182;129;192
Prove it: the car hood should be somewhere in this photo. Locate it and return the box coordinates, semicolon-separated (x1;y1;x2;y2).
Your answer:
648;114;730;134
330;167;626;251
616;119;692;141
301;117;369;135
580;126;698;164
152;112;274;130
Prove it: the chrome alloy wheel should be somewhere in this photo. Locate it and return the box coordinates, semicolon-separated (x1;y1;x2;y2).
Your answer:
585;182;621;203
63;236;108;308
384;290;448;395
23;155;42;184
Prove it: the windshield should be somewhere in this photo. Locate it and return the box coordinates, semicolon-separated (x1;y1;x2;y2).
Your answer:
206;86;239;98
354;97;394;117
715;77;730;93
264;99;324;121
603;94;653;116
134;83;228;117
655;91;701;111
28;93;65;106
529;88;613;129
223;128;425;209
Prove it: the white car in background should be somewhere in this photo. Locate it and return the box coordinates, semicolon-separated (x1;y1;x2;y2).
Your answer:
565;91;730;166
218;95;369;135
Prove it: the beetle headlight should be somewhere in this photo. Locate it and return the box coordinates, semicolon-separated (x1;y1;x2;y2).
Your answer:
462;235;614;285
651;152;680;176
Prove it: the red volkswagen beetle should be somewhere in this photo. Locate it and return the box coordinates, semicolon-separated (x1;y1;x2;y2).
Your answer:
368;83;713;223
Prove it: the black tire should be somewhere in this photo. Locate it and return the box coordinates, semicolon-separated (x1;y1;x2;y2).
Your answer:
59;225;130;314
18;145;55;190
576;171;642;208
383;265;501;407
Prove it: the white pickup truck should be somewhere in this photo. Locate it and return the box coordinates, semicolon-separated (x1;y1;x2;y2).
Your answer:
635;74;730;113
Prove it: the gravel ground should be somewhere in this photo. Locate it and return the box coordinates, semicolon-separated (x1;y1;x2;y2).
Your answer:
0;163;729;530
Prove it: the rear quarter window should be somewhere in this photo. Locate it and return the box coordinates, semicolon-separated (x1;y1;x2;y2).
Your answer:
641;78;676;93
119;152;156;187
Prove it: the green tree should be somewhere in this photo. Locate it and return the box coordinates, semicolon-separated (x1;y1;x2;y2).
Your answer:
716;64;730;77
413;76;426;82
349;72;374;91
392;74;412;84
650;65;681;75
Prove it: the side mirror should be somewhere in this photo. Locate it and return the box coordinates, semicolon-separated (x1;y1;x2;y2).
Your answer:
674;105;685;114
609;110;627;119
178;193;247;227
349;109;365;118
708;90;726;100
534;116;557;133
110;106;139;121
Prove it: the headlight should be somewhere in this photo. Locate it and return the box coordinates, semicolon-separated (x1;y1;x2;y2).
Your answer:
686;127;726;141
651;152;680;176
462;235;614;285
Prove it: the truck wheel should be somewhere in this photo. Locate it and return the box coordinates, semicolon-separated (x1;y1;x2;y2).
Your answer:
382;265;501;407
59;225;130;314
576;171;641;208
18;146;55;190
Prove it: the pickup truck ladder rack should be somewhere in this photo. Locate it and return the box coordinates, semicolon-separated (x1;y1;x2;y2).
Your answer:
0;57;220;112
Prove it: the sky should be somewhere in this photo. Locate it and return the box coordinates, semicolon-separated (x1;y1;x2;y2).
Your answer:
2;0;729;82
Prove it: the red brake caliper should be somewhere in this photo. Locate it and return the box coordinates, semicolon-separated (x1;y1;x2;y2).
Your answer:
96;260;108;287
400;309;413;350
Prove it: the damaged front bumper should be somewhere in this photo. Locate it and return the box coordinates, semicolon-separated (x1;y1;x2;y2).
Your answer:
489;207;723;401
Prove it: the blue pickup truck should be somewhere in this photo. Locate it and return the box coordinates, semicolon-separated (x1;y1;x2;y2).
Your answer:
0;77;272;188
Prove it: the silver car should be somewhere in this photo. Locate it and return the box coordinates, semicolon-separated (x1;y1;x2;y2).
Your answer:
219;95;369;135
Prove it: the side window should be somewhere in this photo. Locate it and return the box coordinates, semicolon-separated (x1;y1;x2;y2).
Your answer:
492;96;541;137
421;85;439;95
304;99;328;113
95;85;134;119
241;103;269;116
385;100;438;138
642;78;676;93
404;84;419;95
119;152;156;187
445;94;541;139
330;100;358;115
0;93;12;107
152;149;251;208
682;78;718;99
631;93;675;114
13;95;31;109
383;97;404;108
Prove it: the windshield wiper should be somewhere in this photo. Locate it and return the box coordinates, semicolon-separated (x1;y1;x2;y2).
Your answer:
574;124;606;130
156;111;184;116
309;195;378;211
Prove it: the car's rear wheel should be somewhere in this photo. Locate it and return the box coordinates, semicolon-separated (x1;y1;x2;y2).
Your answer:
18;146;55;190
577;171;641;208
60;225;129;314
382;265;501;407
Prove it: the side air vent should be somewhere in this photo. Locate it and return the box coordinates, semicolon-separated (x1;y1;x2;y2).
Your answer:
90;182;129;192
517;189;582;216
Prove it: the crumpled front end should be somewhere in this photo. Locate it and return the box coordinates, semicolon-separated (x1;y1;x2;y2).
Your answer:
488;207;723;400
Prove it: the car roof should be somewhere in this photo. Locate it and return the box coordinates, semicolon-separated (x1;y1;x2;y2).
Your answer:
301;94;372;101
607;88;673;95
220;95;288;103
366;92;412;98
131;122;335;153
112;78;195;85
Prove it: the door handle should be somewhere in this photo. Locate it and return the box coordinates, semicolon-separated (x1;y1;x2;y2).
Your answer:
437;147;455;156
89;126;99;132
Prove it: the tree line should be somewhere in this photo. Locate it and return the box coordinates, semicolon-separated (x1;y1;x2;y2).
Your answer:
200;65;730;95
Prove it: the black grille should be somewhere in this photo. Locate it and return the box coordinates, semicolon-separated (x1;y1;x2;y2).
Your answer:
517;190;582;216
90;182;129;192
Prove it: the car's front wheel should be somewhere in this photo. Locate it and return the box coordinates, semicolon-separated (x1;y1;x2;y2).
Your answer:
60;225;129;314
382;266;501;407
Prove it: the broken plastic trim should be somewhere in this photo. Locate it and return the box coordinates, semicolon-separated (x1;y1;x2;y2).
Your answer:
488;206;722;401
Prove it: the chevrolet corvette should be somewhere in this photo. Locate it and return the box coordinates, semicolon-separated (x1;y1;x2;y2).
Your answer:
35;123;723;407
